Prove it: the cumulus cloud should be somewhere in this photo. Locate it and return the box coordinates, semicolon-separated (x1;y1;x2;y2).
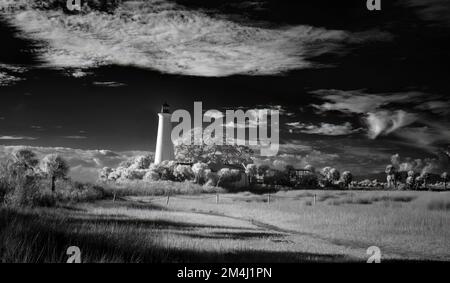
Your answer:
365;110;418;139
1;0;391;77
255;151;340;172
390;152;449;175
286;121;360;136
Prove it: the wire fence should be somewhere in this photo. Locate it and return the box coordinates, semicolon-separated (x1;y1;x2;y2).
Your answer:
120;192;319;205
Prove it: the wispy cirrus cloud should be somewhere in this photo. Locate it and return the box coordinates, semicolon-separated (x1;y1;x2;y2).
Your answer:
63;135;88;139
311;89;424;114
286;121;361;136
0;135;38;140
310;88;450;152
401;0;450;27
1;0;391;77
365;110;418;139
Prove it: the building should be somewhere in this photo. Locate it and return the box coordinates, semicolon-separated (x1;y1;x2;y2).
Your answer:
154;103;175;164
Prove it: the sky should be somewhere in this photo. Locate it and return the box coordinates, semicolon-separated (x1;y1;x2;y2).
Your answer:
0;0;449;181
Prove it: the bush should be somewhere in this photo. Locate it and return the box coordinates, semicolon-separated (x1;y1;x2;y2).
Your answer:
293;173;318;188
205;170;218;187
5;174;55;207
217;168;242;188
102;180;224;197
56;180;106;203
173;165;194;181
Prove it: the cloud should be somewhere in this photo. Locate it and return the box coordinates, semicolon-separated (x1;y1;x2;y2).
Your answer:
203;110;224;119
1;0;390;77
0;63;27;86
0;135;38;140
92;81;127;87
0;71;22;86
62;135;88;139
394;124;450;152
365;110;418;139
286;121;360;136
401;0;450;27
255;150;340;172
311;89;424;114
311;89;450;148
415;100;450;115
390;152;449;175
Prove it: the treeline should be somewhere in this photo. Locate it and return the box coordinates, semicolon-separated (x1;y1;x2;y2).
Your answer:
0;149;105;207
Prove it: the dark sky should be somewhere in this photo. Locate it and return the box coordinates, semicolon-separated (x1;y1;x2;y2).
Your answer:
0;0;449;179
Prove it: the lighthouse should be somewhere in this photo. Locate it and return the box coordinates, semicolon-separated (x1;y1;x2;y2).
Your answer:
154;102;175;164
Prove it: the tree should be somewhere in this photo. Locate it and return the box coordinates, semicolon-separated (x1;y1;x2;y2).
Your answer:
99;167;113;181
441;172;448;190
257;164;270;176
40;154;69;192
173;165;194;181
329;168;340;182
12;149;39;172
341;171;353;189
385;165;397;189
406;170;415;190
320;167;339;186
245;164;258;184
192;162;209;184
304;165;316;174
217;168;241;188
175;139;253;165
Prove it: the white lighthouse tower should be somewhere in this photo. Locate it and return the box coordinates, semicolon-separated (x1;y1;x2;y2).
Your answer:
154;102;174;164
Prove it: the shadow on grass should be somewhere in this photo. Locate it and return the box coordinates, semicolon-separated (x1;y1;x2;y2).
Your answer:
174;231;284;241
0;207;351;263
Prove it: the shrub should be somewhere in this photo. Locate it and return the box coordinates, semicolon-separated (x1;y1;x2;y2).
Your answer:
56;180;106;203
294;173;318;188
217;168;242;188
264;169;289;186
173;165;194;181
143;169;160;182
192;162;209;184
205;170;218;187
5;174;55;207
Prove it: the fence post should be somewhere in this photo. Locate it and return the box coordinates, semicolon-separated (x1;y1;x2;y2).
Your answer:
313;194;316;205
267;193;271;204
166;195;170;206
216;194;219;204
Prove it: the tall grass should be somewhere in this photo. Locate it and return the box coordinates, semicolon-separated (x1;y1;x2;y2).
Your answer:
101;180;225;197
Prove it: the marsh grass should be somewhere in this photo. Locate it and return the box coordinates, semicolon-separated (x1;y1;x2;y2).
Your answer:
328;194;417;206
101;180;225;197
0;204;349;263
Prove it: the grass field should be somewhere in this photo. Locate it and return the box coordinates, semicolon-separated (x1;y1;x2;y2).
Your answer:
1;190;449;262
